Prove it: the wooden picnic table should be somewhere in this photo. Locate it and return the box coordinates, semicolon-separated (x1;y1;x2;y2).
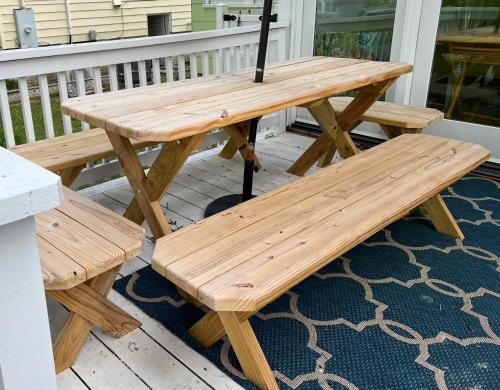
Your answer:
437;27;500;117
61;56;412;239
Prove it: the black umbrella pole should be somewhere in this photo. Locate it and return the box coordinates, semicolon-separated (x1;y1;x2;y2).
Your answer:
241;0;273;201
242;117;259;201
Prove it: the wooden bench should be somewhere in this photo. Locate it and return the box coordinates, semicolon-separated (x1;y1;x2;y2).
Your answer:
39;187;145;373
152;134;489;389
9;128;155;186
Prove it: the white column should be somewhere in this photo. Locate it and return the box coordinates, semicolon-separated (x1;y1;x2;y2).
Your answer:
0;148;62;390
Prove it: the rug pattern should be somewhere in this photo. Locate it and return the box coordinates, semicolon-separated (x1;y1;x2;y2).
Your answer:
114;175;500;390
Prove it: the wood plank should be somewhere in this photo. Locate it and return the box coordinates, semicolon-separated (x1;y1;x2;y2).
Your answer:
152;135;489;312
39;237;87;290
153;134;427;270
158;136;456;297
36;209;125;281
329;96;444;128
107;290;244;390
49;282;141;337
107;131;172;239
61;58;412;143
10;128;154;172
59;187;145;258
197;141;489;311
62;57;331;122
53;265;121;373
104;61;412;142
219;312;278;389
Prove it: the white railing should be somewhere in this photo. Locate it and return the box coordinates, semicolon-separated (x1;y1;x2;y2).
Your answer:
0;22;288;186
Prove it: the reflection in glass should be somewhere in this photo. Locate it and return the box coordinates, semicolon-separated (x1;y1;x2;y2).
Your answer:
314;0;397;61
427;1;500;127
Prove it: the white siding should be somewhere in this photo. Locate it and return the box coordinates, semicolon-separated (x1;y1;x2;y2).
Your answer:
0;0;192;49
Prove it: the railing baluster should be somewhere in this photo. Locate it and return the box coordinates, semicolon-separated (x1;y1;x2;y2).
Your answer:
0;80;15;147
93;67;103;94
235;46;242;70
138;60;147;87
189;54;198;79
243;44;250;68
166;57;174;82
202;51;210;76
108;65;119;91
152;59;161;84
56;72;73;134
177;55;186;80
75;69;90;131
18;77;36;142
123;62;133;89
224;48;231;72
38;74;55;139
215;49;223;74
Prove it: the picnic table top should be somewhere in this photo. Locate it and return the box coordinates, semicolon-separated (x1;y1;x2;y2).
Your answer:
61;57;412;143
438;27;500;45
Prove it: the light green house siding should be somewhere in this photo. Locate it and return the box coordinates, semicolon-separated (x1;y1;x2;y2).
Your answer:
191;0;217;32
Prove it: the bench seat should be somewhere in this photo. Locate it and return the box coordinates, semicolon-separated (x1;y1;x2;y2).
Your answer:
152;134;489;389
328;96;444;134
9;128;155;186
39;187;145;373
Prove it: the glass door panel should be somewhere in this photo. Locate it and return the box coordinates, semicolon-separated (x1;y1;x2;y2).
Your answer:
427;1;500;128
295;0;398;136
314;0;396;61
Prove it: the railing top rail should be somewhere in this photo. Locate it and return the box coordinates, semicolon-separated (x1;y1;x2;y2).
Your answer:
0;22;288;63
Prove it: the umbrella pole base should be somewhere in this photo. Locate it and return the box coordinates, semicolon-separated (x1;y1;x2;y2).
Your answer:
204;194;257;218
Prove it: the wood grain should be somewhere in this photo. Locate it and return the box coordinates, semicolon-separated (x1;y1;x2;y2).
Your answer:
152;135;490;312
61;57;412;142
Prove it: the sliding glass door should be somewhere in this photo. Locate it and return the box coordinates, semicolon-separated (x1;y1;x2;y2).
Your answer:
412;0;500;162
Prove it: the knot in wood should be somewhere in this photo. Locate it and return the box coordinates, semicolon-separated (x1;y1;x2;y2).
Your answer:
235;283;254;288
221;110;229;119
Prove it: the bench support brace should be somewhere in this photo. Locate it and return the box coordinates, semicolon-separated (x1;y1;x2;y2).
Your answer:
59;164;86;187
422;194;464;240
219;122;262;170
52;265;126;374
219;312;278;389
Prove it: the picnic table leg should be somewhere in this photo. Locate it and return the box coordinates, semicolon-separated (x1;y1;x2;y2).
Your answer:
53;265;122;373
421;194;464;240
289;78;397;176
218;312;278;390
107;131;205;239
220;122;262;170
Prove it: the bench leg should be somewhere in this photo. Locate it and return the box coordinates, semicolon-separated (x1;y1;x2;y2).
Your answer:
421;194;464;240
59;164;86;187
220;123;262;170
189;310;256;347
382;125;423;139
219;312;278;390
52;265;121;373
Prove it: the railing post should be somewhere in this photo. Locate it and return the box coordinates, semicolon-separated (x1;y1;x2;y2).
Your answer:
0;148;62;390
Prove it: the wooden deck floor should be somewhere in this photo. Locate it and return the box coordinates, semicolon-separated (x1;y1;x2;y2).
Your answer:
51;132;335;390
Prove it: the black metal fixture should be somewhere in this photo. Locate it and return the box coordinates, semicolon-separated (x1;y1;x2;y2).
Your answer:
204;0;274;217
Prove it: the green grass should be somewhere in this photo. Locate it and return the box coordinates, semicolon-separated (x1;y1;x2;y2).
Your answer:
0;98;81;148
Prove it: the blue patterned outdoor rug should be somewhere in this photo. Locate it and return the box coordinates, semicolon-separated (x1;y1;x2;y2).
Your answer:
114;174;500;389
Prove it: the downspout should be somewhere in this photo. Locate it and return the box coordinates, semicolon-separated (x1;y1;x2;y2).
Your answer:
64;0;73;43
19;0;26;7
